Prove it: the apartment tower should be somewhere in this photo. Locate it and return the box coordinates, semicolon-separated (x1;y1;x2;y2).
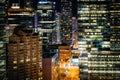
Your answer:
8;28;42;80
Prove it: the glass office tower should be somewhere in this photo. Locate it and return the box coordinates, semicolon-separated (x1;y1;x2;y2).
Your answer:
7;1;34;39
110;1;120;50
77;0;120;80
109;0;120;79
37;0;56;45
60;0;72;45
0;0;7;79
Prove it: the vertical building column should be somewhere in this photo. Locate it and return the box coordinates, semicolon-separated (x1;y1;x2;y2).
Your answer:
60;0;72;45
0;0;7;79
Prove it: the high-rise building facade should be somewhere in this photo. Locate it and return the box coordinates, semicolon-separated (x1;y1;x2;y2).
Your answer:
109;0;120;80
8;28;42;80
60;0;72;45
42;45;59;80
7;4;34;27
77;0;120;80
37;0;56;45
7;0;33;8
0;0;7;79
7;1;34;38
53;12;61;44
72;17;78;49
110;0;120;50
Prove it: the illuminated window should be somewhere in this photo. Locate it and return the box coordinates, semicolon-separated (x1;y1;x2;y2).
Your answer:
13;61;17;64
13;66;17;69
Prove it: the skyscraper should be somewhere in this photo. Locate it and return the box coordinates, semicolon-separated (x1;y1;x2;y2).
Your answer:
54;12;61;44
60;0;72;45
109;0;120;80
8;28;42;80
42;45;59;80
7;0;34;39
4;0;120;80
7;1;43;80
72;17;78;49
77;0;120;80
37;0;56;45
110;1;120;50
0;0;7;79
